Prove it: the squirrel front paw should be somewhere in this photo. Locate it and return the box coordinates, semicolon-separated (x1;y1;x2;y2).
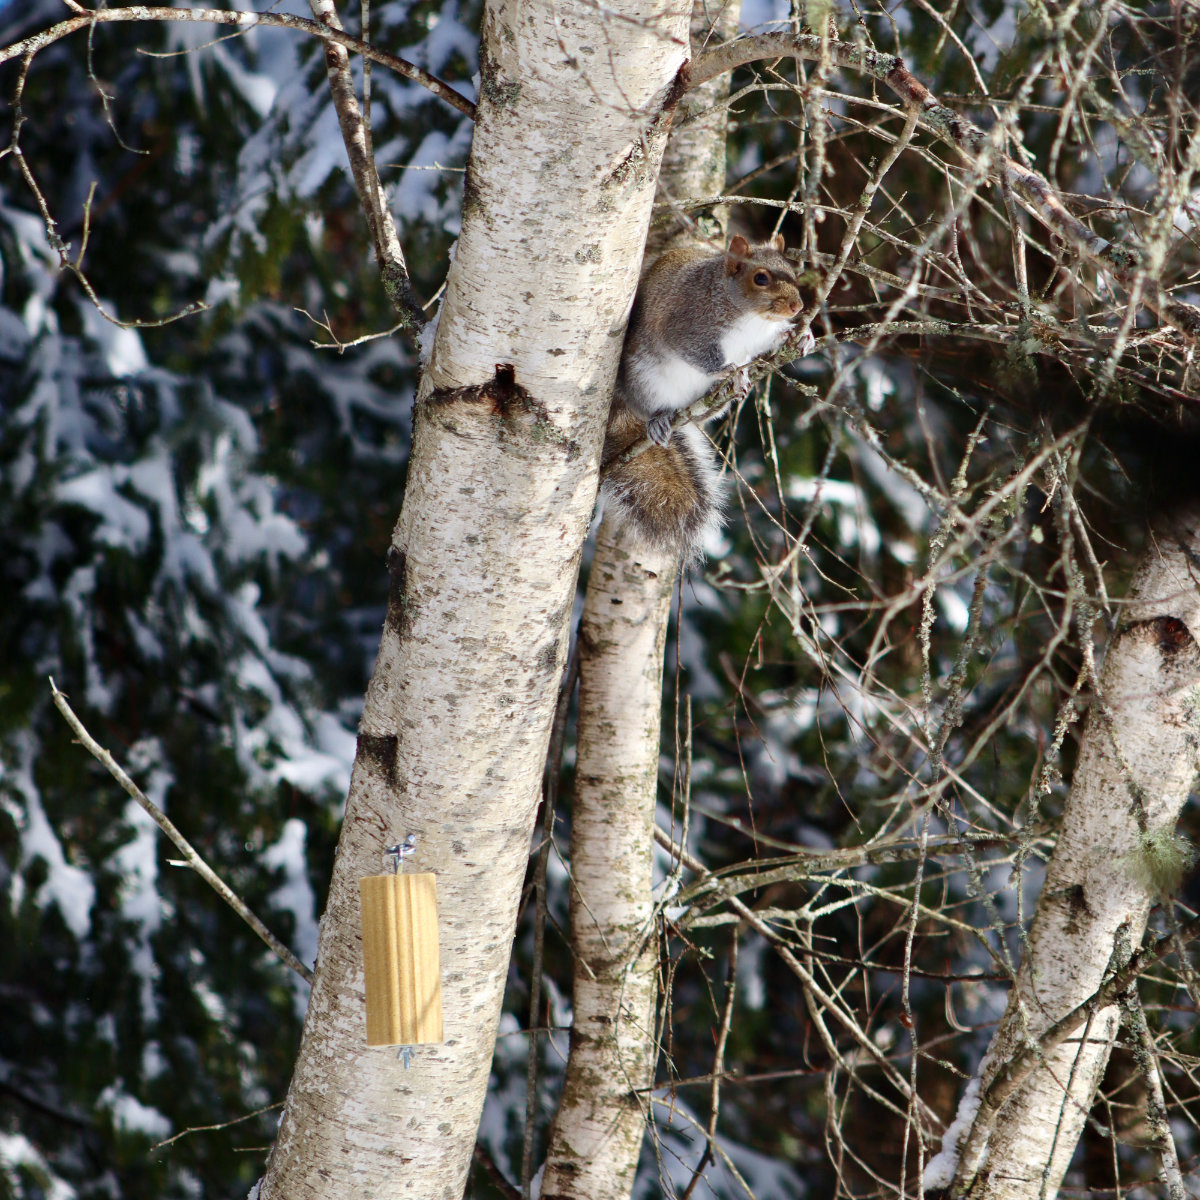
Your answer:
731;366;751;404
793;327;816;357
646;412;674;446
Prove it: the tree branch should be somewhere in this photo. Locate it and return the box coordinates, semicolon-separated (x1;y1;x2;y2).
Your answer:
306;0;426;329
48;678;315;986
0;7;476;119
653;823;944;1135
966;912;1200;1160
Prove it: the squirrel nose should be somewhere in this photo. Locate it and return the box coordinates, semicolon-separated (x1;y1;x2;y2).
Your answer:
786;299;800;316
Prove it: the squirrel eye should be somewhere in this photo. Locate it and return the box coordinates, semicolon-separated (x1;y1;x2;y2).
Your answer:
753;271;770;286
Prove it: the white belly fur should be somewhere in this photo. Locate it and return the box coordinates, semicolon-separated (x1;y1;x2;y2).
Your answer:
629;350;718;412
721;312;790;366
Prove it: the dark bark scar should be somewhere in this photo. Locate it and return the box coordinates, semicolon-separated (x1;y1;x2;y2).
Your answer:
1125;616;1200;674
425;364;577;454
357;732;399;787
427;363;538;419
385;546;412;639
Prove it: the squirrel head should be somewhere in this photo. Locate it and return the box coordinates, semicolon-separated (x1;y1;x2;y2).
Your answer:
723;234;801;320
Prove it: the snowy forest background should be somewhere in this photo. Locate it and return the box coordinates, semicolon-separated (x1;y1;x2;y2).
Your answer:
2;0;1199;1198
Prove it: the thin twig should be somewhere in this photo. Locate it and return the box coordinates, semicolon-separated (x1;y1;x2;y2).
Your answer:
149;1101;284;1154
307;0;426;330
1119;985;1186;1200
679;931;739;1200
653;824;943;1135
48;677;314;985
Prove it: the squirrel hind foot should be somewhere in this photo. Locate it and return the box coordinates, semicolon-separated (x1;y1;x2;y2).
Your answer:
646;412;675;446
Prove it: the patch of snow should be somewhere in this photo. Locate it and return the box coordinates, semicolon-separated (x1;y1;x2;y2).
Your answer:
739;0;789;31
0;1132;77;1200
205;277;241;308
97;1082;172;1140
924;1069;984;1190
57;469;152;551
262;818;319;1015
79;301;149;376
937;585;970;633
111;756;172;1021
418;300;441;367
3;731;95;940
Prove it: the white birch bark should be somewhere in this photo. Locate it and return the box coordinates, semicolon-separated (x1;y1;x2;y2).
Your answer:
540;9;739;1193
540;522;677;1200
258;2;690;1195
652;0;741;254
944;509;1200;1200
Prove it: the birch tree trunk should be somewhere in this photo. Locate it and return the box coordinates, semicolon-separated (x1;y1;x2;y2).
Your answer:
944;508;1200;1200
258;2;690;1194
540;7;739;1194
540;523;677;1200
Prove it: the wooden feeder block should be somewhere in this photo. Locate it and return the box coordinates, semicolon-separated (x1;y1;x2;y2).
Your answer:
360;871;444;1046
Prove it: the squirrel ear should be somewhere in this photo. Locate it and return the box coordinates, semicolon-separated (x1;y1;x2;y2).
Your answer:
726;234;750;274
768;233;786;251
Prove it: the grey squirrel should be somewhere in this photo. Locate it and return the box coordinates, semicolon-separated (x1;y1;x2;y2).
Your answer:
602;233;815;560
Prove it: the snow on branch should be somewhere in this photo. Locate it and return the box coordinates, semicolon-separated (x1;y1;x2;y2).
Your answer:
1;4;475;333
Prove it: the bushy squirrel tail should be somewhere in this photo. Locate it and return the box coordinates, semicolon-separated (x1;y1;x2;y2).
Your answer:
600;404;723;562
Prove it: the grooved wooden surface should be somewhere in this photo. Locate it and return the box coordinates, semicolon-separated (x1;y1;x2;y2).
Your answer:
360;873;443;1046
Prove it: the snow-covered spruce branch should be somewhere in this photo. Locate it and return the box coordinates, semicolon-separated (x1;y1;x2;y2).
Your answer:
49;678;315;986
0;7;476;118
690;32;1200;348
0;5;470;330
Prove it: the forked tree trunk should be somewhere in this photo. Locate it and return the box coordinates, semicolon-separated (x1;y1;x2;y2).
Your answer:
540;6;740;1195
258;1;690;1194
943;507;1200;1200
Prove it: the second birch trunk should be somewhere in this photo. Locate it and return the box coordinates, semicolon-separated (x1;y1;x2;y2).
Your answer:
943;508;1200;1200
540;4;741;1193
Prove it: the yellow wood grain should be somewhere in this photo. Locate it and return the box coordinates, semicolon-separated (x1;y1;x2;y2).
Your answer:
360;873;444;1045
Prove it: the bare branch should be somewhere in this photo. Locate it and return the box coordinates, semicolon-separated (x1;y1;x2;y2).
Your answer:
1;52;206;328
306;0;426;330
966;912;1200;1163
0;7;476;119
1;4;472;331
1118;985;1186;1200
149;1101;285;1154
653;823;944;1136
690;31;1200;348
48;678;315;986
